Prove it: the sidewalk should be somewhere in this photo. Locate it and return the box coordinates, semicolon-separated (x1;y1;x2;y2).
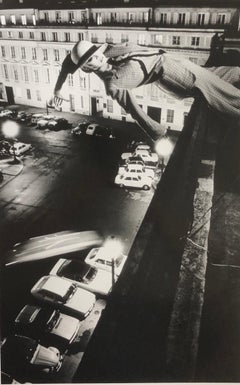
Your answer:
0;158;23;186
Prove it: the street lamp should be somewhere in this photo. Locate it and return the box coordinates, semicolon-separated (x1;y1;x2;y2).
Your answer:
103;236;123;286
1;120;20;163
154;136;174;174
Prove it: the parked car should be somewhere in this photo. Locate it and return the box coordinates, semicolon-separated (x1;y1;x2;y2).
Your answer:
127;141;151;152
0;140;11;159
121;149;158;163
9;142;32;156
115;172;153;190
1;335;62;377
50;259;113;297
16;112;32;123
0;109;14;118
85;123;115;139
47;118;71;131
31;113;44;125
85;247;127;277
31;275;96;319
117;163;155;179
14;304;81;352
36;118;51;129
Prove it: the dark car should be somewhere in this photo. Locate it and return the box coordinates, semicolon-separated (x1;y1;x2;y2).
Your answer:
86;123;115;139
14;304;80;353
71;121;89;136
48;118;71;131
1;335;62;379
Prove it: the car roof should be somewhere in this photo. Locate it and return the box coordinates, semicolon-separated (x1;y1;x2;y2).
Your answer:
39;276;72;297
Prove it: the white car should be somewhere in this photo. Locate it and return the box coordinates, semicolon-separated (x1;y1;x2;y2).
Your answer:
50;259;114;297
10;142;32;156
0;109;13;118
85;247;127;277
121;149;158;163
36;118;51;129
14;304;81;352
115;172;153;190
117;163;155;179
31;275;96;319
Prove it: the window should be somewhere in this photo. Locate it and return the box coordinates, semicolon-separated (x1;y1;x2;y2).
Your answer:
91;33;98;43
34;69;39;83
19;31;23;38
41;32;46;41
32;48;37;60
166;109;174;123
107;99;113;113
44;12;49;22
43;49;48;61
45;68;50;83
3;64;8;79
29;32;34;39
54;49;59;61
79;76;86;88
11;46;15;58
65;32;70;42
36;90;41;101
80;95;84;108
160;13;167;24
138;34;146;45
172;36;180;45
106;33;113;43
121;33;129;43
151;84;159;100
154;34;163;44
68;74;74;87
217;14;226;25
197;13;205;25
0;31;2;38
11;15;16;24
178;13;185;25
52;32;58;42
191;37;200;46
1;45;5;57
69;94;75;111
21;47;26;59
23;66;28;81
26;89;31;99
13;68;18;81
0;15;6;25
8;31;13;38
68;11;75;23
56;11;61;23
96;12;102;25
32;15;36;25
78;32;84;41
21;14;27;25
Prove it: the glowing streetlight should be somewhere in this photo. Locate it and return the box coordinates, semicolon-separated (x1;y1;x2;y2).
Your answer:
1;120;20;163
154;136;174;173
103;236;123;285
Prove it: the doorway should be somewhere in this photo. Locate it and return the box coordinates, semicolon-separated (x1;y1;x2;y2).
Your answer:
147;106;161;123
5;86;14;104
91;97;97;116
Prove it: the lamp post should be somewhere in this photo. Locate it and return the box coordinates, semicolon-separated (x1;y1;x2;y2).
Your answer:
103;236;123;286
155;136;174;174
1;120;20;164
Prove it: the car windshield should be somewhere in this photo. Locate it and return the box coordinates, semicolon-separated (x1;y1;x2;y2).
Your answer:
58;260;97;283
63;284;76;302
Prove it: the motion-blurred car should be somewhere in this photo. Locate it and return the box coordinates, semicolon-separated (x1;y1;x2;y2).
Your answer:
30;113;44;125
50;259;113;297
47;118;71;131
31;275;96;319
14;304;81;352
117;163;155;179
115;172;153;190
85;247;127;277
1;335;62;376
36;118;51;129
16;112;32;123
9;142;32;156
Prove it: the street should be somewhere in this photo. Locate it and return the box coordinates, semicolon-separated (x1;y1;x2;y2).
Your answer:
0;112;156;383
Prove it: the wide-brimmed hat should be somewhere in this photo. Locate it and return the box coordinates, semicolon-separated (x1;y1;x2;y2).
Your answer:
71;40;107;67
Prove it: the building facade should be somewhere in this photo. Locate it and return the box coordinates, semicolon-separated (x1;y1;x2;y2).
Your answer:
0;0;239;131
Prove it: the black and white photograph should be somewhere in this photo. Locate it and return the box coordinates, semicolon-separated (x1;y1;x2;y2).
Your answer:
0;0;240;383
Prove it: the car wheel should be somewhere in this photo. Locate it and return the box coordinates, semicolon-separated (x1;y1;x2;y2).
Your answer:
143;185;150;190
